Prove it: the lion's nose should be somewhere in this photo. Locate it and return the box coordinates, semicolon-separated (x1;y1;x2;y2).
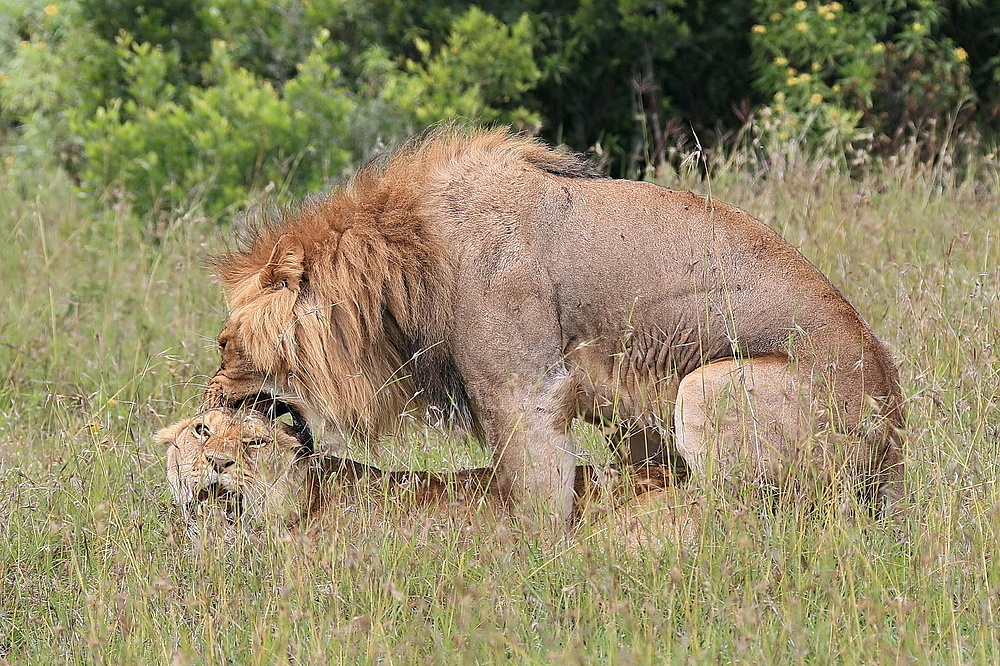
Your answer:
206;453;235;472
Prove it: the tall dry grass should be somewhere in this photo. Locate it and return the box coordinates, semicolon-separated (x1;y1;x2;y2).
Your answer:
1;146;998;663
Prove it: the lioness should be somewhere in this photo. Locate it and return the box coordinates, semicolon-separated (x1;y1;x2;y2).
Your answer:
204;126;904;525
158;408;677;533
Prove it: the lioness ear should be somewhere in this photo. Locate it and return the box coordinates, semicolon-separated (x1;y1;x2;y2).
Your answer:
154;418;191;447
260;234;305;291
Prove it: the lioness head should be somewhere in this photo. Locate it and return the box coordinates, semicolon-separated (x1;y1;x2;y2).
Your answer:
157;408;314;530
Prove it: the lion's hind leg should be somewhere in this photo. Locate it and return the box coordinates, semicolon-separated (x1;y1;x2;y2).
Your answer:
673;356;823;503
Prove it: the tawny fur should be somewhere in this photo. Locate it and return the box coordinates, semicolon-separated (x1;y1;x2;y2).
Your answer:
158;408;678;533
204;126;905;524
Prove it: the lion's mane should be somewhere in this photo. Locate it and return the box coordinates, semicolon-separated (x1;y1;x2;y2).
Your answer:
211;127;601;439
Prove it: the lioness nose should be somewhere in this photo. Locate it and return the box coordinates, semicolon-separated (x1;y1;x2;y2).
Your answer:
206;453;235;472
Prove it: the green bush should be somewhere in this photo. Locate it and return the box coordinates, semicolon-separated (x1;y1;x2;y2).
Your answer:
2;0;998;216
0;0;105;171
72;35;354;216
372;7;542;131
80;0;211;72
750;1;976;161
2;1;551;217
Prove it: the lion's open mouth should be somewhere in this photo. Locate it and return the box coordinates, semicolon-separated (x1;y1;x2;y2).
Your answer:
233;393;314;451
189;483;243;525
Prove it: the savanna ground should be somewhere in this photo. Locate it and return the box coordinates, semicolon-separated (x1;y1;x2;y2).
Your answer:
1;148;998;664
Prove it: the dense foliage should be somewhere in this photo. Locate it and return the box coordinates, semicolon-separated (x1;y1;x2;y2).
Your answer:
2;0;997;215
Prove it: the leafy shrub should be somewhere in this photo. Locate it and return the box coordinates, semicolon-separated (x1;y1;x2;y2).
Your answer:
3;1;550;217
866;39;975;159
370;7;542;131
750;1;976;161
74;36;354;216
80;0;211;74
3;0;997;216
0;0;105;171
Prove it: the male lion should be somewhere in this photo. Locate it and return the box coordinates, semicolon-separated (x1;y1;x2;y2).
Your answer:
157;408;676;533
204;126;905;526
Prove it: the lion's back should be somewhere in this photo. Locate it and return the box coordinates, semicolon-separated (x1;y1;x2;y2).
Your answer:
425;166;863;354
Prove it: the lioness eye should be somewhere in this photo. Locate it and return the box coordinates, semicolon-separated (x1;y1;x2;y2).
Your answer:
194;423;210;438
246;439;269;448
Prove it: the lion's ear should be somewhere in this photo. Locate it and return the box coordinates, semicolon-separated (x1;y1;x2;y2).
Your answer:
260;234;305;291
154;419;190;448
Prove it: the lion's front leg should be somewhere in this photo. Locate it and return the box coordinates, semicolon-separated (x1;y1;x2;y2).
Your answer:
477;367;579;527
449;255;581;526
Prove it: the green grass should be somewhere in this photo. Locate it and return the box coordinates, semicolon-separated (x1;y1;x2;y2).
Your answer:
1;153;998;664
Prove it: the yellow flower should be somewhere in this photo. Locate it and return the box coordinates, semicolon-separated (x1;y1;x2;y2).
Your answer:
787;117;799;126
796;22;808;32
0;73;8;82
830;2;842;10
828;26;837;35
956;47;969;61
832;84;841;93
786;67;797;76
3;156;13;166
809;93;823;105
107;398;118;409
774;56;789;66
769;12;783;22
752;24;767;34
774;91;785;102
44;4;57;15
19;40;29;48
822;11;835;20
872;43;885;53
777;131;789;141
911;22;924;32
811;62;821;71
787;76;800;86
793;1;807;10
799;73;811;82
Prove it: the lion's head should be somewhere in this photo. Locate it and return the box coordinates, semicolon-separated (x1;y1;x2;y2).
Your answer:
157;408;315;531
204;213;434;452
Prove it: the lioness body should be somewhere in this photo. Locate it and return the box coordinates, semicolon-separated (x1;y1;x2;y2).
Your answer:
159;409;497;529
206;127;904;525
158;409;675;532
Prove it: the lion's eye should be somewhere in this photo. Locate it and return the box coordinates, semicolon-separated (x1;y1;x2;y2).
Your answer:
275;279;288;291
245;439;270;448
194;423;210;438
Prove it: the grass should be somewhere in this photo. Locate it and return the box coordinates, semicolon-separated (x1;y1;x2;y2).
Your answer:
1;150;998;664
